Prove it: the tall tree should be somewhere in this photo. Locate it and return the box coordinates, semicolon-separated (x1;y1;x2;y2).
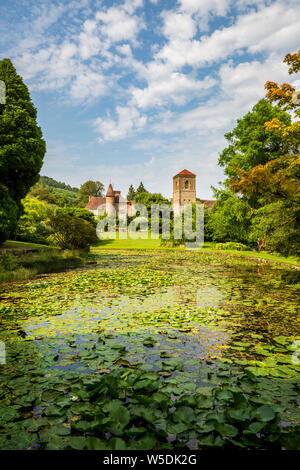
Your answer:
218;99;291;185
136;181;148;194
127;184;135;200
230;51;300;256
78;180;104;205
0;58;46;242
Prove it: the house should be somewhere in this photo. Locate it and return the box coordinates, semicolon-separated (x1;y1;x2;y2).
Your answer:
85;184;135;217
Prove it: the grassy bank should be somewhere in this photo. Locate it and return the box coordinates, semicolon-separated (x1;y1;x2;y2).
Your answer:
0;240;54;252
92;237;300;267
0;244;93;283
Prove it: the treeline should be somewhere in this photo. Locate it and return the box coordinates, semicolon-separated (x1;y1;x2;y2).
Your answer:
39;176;79;193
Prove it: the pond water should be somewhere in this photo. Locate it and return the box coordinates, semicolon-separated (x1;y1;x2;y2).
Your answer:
0;250;299;449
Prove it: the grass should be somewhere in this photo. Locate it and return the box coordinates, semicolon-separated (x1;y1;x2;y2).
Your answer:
0;248;91;283
92;236;300;267
0;240;53;251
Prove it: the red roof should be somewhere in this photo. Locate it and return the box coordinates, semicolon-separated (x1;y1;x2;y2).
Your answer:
106;183;114;197
198;199;216;209
174;169;196;177
85;196;106;210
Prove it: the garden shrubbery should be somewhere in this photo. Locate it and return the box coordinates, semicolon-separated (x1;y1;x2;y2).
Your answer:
214;242;249;251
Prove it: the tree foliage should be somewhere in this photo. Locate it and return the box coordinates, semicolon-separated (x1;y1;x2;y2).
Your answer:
28;184;59;205
16;196;53;244
136;182;148;194
0;184;19;244
39;176;79;192
48;213;98;250
78;180;104;205
54;207;97;227
230;50;300;256
218;99;291;184
207;190;252;244
0;58;46;241
127;184;135;201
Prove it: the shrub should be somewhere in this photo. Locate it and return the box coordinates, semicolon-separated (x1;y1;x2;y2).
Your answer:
215;242;249;251
16;196;53;244
48;213;98;249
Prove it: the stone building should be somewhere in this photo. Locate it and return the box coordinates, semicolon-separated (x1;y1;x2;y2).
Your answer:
172;169;215;216
85;183;135;217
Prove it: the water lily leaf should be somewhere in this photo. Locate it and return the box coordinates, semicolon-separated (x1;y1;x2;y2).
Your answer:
256;405;276;422
172;406;195;424
68;436;86;450
86;437;106;450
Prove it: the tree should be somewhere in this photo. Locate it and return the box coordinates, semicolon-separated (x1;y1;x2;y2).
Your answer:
54;207;97;227
136;182;148;194
78;180;104;205
207;190;252;244
230;50;300;256
0;59;46;241
127;184;135;200
0;184;18;244
16;196;53;244
134;191;168;208
218;99;291;187
250;202;299;256
39;176;79;192
28;184;59;205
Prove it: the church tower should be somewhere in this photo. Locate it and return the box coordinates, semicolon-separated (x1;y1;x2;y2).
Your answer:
172;169;196;216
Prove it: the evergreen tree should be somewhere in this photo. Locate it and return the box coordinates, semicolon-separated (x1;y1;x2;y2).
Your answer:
136;181;148;194
127;184;135;200
0;58;46;242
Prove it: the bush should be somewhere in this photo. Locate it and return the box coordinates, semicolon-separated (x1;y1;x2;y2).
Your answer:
0;253;19;271
215;242;249;251
54;207;96;227
48;213;98;249
16;196;53;244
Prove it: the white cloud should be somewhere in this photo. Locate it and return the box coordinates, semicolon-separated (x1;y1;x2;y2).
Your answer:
70;69;108;101
94;106;147;141
161;11;196;40
179;0;230;15
96;7;143;44
131;73;216;109
78;19;102;60
157;1;300;67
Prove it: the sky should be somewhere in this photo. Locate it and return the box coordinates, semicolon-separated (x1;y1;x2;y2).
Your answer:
0;0;299;198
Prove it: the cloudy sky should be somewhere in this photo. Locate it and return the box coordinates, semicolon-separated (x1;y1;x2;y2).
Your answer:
1;0;299;198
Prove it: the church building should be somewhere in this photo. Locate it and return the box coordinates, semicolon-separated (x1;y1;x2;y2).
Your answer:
172;169;215;216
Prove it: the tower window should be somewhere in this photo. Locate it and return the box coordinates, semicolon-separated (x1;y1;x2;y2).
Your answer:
185;180;189;189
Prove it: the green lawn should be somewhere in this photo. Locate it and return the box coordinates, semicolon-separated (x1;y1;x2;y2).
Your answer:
92;237;300;266
91;237;169;250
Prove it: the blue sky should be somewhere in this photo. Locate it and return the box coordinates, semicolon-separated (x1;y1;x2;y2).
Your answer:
1;0;299;198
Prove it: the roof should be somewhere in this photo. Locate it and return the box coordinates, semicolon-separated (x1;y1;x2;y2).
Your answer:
198;199;216;209
106;183;114;197
85;196;106;210
174;169;196;177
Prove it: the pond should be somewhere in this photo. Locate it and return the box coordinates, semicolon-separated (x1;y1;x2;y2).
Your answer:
0;250;299;450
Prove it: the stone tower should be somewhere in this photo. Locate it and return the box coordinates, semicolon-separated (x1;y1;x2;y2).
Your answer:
106;183;115;216
172;169;196;216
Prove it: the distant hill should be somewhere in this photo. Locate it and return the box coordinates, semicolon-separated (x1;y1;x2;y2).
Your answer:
37;176;79;206
39;176;79;193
